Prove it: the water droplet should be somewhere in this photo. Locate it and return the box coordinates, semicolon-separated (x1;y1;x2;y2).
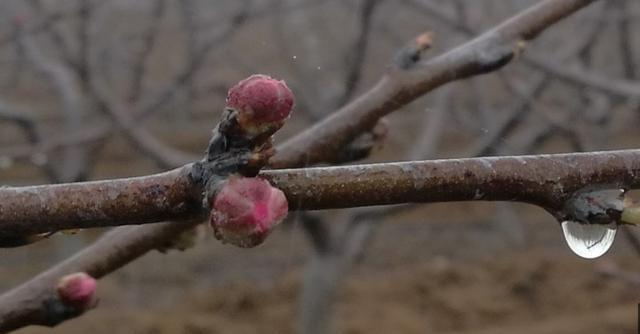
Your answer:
561;221;616;259
564;187;624;225
292;55;297;60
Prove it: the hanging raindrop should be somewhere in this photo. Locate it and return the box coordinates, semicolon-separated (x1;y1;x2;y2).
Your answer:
561;221;617;259
559;187;625;259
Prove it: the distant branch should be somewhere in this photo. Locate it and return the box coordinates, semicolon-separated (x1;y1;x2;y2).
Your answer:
271;0;599;168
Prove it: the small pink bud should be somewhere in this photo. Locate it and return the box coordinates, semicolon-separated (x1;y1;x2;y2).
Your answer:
226;74;294;136
56;272;96;309
209;176;288;247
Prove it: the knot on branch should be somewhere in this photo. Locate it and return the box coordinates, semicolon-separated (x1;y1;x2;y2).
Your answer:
190;74;294;247
393;32;433;70
468;39;516;75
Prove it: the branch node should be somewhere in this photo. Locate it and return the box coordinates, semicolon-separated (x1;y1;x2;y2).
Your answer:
393;31;434;70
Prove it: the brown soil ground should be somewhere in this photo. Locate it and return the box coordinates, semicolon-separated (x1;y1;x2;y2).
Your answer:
3;201;640;334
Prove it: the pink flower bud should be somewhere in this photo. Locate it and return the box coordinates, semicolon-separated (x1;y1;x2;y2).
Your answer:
209;176;288;247
56;272;96;309
226;74;294;136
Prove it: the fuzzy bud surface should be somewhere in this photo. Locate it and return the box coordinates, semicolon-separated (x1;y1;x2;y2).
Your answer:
226;74;294;136
56;272;97;309
209;176;288;247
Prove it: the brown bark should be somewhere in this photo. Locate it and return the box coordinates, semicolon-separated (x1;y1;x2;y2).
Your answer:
0;166;200;237
2;149;640;238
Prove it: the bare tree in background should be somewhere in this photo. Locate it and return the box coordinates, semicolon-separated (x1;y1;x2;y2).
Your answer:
0;0;639;333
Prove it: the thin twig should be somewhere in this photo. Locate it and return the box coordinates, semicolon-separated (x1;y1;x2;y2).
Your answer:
18;22;88;182
336;0;381;106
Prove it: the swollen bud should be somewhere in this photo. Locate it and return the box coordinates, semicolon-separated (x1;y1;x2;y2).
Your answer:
226;74;294;137
56;272;97;310
209;176;288;248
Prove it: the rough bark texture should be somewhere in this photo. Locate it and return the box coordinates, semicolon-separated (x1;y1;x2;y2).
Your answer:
0;167;200;237
1;149;640;239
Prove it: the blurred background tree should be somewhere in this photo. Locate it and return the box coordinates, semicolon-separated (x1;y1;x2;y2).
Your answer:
0;0;639;333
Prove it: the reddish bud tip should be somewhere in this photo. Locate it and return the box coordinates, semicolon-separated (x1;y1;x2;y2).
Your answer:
56;272;97;309
209;176;288;248
226;74;294;136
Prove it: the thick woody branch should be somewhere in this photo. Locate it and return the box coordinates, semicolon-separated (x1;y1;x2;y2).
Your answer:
271;0;598;168
0;73;291;331
266;149;640;219
0;167;201;238
4;147;639;331
2;149;640;238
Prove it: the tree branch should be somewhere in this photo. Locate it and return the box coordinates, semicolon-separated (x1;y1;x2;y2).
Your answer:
523;56;640;99
0;0;603;330
402;0;640;101
271;0;598;168
0;73;289;331
18;21;89;182
0;220;200;332
0;166;199;237
335;0;381;106
2;149;640;238
128;0;166;103
268;149;640;217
